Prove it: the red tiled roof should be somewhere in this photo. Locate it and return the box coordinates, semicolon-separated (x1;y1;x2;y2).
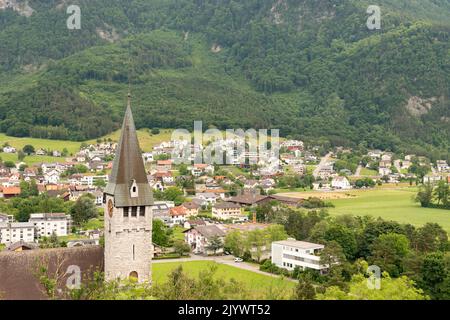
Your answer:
170;206;188;217
1;186;21;195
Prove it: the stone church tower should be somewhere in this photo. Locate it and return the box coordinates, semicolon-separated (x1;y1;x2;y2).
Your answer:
103;93;153;283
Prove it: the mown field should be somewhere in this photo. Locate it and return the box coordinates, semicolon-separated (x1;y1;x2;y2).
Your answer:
0;129;174;164
328;188;450;232
277;186;450;232
152;261;295;299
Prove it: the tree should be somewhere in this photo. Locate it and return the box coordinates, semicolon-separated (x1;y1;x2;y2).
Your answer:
23;145;35;155
416;182;434;207
173;240;191;256
292;273;316;300
93;179;107;188
415;223;448;253
17;150;25;161
434;181;449;206
419;252;448;299
320;241;348;289
206;236;223;255
178;164;189;176
4;160;15;168
154;187;185;205
317;273;428;300
152;219;170;247
324;225;357;260
70;195;98;225
369;233;410;277
224;230;245;257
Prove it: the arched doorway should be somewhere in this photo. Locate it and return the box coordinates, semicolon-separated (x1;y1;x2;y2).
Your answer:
129;271;138;281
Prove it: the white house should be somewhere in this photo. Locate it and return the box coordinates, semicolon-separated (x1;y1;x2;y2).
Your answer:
379;167;391;176
184;225;226;255
331;176;351;190
271;239;327;272
29;213;69;238
2;146;16;153
80;175;108;187
195;192;219;205
0;222;35;245
44;170;61;184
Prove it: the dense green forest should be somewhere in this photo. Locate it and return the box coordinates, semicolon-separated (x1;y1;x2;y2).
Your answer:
0;0;448;158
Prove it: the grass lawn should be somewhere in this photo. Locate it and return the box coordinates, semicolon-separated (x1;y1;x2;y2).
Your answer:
87;129;174;152
360;168;378;176
328;187;450;232
0;129;174;160
171;225;187;242
82;218;104;230
0;152;68;165
152;261;295;299
0;133;82;155
58;234;88;242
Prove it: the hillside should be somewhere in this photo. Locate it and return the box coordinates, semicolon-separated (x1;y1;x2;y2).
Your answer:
0;0;448;158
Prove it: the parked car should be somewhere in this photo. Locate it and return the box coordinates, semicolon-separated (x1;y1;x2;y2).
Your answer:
234;257;243;263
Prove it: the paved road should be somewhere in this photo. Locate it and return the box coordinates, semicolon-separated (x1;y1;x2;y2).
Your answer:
153;254;296;282
313;152;333;178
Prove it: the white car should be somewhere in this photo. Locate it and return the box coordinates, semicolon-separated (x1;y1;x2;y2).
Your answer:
234;258;243;263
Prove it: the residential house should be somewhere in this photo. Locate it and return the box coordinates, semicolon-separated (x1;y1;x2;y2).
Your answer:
183;219;206;230
181;202;200;217
155;171;174;184
6;240;38;252
195;192;220;206
184;225;226;255
44;169;60;184
169;206;188;225
29;213;69;238
0;186;21;199
151;202;171;223
156;160;173;171
212;202;243;220
226;194;270;207
0;222;35;245
331;176;352;190
436;160;449;173
2;146;16;153
379;167;391;176
423;174;444;184
271;239;327;272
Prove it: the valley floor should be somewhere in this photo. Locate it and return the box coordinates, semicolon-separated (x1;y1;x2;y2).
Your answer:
278;186;450;232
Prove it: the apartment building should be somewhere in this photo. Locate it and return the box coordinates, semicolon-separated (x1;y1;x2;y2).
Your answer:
29;213;69;238
271;239;327;272
0;222;35;245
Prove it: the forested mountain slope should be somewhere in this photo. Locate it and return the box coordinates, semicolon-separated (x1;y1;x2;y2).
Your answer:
0;0;448;158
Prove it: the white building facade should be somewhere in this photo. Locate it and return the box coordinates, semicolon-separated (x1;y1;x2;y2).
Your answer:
0;222;35;244
29;213;69;238
271;239;326;272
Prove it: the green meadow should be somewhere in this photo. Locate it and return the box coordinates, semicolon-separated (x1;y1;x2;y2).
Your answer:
152;261;295;299
328;187;450;232
0;129;174;164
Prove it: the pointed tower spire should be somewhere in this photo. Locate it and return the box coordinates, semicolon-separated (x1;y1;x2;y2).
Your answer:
104;94;153;207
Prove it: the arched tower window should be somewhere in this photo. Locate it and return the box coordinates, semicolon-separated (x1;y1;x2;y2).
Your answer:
129;271;138;280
